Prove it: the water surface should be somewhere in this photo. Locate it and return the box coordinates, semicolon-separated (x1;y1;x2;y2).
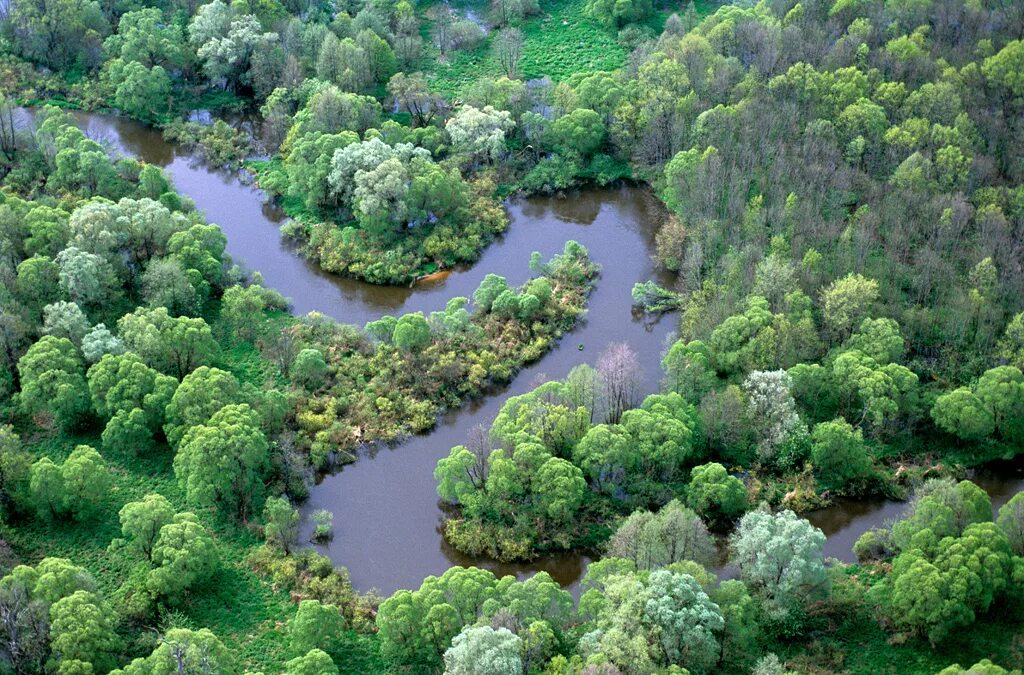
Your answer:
45;110;1024;595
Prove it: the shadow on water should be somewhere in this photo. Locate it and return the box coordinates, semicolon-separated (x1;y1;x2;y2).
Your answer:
33;109;1024;595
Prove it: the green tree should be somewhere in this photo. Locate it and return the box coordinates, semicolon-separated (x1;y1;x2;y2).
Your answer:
392;312;431;352
221;284;268;341
163;366;242;448
48;591;119;673
141;258;202;317
821;274;879;340
686;462;747;528
891;479;992;552
549;108;605;157
28;458;65;520
118;307;216;379
109;628;234;674
17;336;91;430
147;513;220;601
119;493;175;561
878;523;1016;643
15;255;61;313
810;418;874;490
0;426;32;519
289;599;346;659
932;387;995;441
60;445;111;521
606;500;715;570
105;59;172;122
662;339;716;403
974;366;1024;443
284;649;338;675
87;352;177;429
996;492;1024;556
982;39;1024;99
292;349;328;390
263;496;300;555
174;403;269;519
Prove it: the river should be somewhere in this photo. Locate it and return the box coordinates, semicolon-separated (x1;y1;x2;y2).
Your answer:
43;110;1024;595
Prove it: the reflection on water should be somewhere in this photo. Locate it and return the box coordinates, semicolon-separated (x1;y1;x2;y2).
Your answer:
34;109;1024;595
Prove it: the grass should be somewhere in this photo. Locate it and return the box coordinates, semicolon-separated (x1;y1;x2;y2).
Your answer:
419;0;722;97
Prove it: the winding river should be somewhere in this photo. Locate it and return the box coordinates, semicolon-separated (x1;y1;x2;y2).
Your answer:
47;110;1024;595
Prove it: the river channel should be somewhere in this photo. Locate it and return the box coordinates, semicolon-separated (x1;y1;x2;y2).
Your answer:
48;110;1024;595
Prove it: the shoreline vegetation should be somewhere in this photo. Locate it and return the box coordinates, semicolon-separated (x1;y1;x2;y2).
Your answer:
1;0;1024;671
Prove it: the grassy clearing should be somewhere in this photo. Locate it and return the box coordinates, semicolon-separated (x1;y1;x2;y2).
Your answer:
420;0;721;97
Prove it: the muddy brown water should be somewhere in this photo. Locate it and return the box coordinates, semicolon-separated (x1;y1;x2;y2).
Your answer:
41;110;1024;595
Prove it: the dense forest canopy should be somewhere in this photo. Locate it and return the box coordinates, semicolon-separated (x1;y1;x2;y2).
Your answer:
0;0;1022;672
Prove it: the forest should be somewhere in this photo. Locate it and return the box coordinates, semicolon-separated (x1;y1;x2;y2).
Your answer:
0;0;1023;672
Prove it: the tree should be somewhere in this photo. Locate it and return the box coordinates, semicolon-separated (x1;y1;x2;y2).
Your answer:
388;72;446;127
597;342;641;424
119;494;175;561
81;324;124;363
932;388;995;441
495;28;524;79
60;445;111;521
142;258;202;317
285;649;338;675
3;0;109;71
28;458;65;520
742;370;808;469
996;492;1024;556
221;284;267;341
0;577;49;674
642;569;724;672
606;500;714;569
844;317;905;365
17;336;91;430
263;496;300;555
118;307;216;379
15;256;61;313
730;508;827;623
810;419;873;490
686;463;747;528
162;366;242;448
174;403;269;519
147;513;220;601
446;105;515;166
392;313;431;352
289;599;345;659
0;426;32;519
87;352;177;435
48;591;119;673
891;479;992;552
42;301;89;346
106;60;172;122
55;246;117;309
443;626;523;675
982;40;1024;100
974;366;1024;443
878;523;1016;643
820;274;879;340
550;108;605;157
30;446;110;521
377;566;500;670
662;339;715;403
110;628;234;674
